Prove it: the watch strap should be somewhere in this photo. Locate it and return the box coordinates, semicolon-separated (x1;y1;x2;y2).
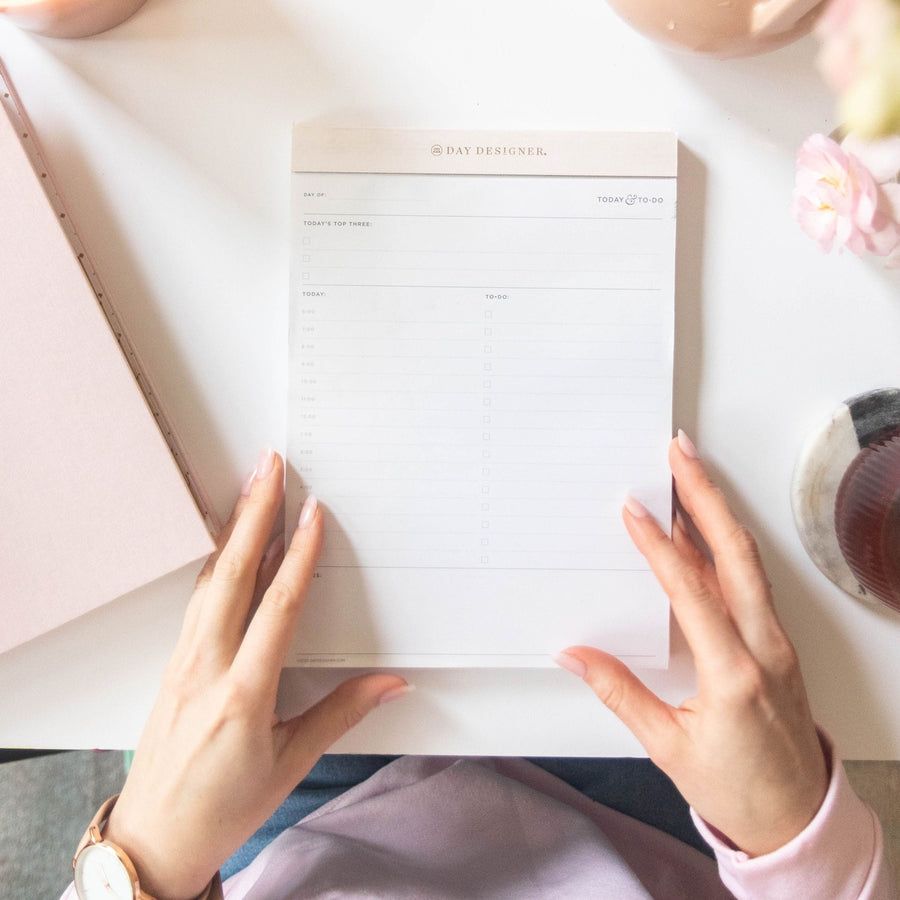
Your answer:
74;793;120;859
74;794;223;900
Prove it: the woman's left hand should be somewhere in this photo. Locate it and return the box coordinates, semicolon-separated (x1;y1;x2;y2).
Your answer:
104;449;408;900
556;434;828;857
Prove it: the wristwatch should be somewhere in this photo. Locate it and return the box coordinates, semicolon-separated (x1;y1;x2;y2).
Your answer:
72;795;155;900
72;795;223;900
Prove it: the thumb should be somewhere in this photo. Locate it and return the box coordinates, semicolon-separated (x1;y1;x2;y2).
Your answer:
555;646;676;754
279;674;411;767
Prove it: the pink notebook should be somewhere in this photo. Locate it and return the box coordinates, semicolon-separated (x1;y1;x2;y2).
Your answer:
0;66;215;655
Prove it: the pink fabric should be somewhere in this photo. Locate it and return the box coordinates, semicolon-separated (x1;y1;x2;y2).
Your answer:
61;743;893;900
223;756;729;900
693;737;895;899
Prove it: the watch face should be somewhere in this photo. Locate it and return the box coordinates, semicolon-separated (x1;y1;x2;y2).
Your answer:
73;843;136;900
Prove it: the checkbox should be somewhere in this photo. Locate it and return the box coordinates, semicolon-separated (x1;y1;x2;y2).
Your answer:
483;415;491;424
303;254;311;263
483;379;492;388
302;237;311;245
482;432;490;441
484;362;493;371
485;310;493;319
484;328;493;337
483;398;492;407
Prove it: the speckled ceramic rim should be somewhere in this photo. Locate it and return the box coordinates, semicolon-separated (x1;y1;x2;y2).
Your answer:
791;388;900;611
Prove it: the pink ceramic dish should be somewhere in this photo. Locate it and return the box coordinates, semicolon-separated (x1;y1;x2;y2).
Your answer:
0;0;147;38
605;0;827;57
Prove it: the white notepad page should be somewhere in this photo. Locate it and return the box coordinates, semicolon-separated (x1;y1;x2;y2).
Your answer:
287;129;676;668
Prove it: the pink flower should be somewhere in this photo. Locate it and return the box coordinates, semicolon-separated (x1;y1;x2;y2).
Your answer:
791;132;900;264
843;133;900;266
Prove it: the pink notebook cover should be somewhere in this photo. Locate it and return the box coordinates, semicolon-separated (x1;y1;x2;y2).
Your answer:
0;72;215;655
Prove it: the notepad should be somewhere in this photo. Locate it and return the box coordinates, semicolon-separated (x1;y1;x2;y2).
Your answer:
0;63;215;655
286;128;676;668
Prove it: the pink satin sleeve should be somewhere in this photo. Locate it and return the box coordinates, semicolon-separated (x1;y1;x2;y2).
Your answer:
691;734;896;900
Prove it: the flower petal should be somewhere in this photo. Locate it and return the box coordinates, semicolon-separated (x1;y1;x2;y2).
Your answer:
842;133;900;183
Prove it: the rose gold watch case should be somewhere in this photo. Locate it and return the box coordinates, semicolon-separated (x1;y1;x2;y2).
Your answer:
73;826;142;899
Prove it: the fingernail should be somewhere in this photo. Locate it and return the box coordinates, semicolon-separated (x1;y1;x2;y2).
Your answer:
553;651;587;678
298;493;318;529
256;446;276;480
240;467;256;496
379;683;415;705
677;429;700;459
624;495;651;518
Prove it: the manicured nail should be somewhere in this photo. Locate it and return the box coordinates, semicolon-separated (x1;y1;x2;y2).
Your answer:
677;429;700;459
553;651;587;678
241;447;275;495
256;446;276;479
379;683;415;705
624;495;651;518
298;493;318;529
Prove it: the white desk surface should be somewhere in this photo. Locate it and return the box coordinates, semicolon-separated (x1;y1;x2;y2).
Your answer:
1;0;898;759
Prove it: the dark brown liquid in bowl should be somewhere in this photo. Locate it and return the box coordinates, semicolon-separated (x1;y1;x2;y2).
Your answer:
835;433;900;614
